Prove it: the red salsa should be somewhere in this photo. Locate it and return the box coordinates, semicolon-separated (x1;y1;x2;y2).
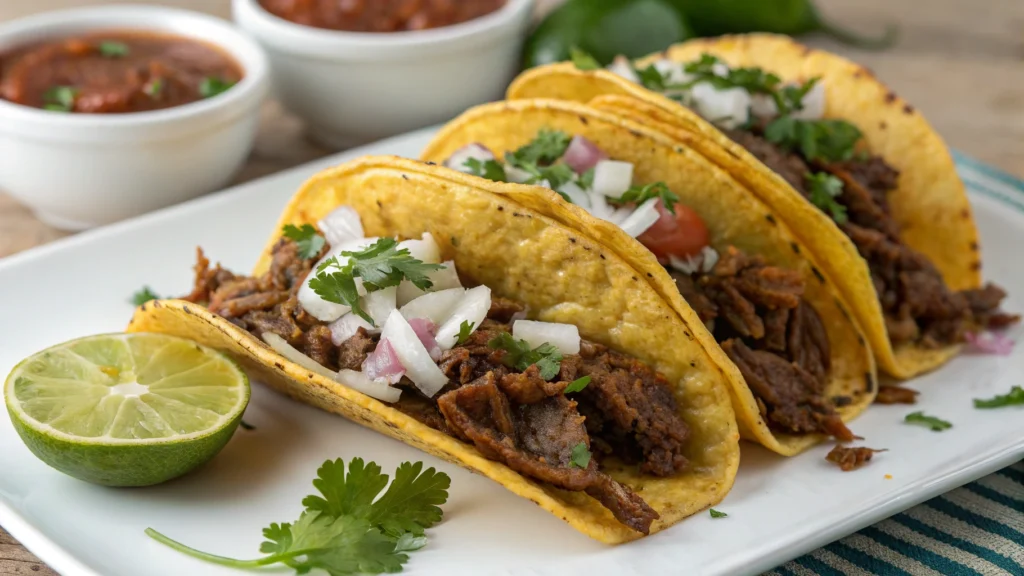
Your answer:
0;31;243;114
258;0;507;32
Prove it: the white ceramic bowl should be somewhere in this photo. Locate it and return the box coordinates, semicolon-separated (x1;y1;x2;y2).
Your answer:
0;6;269;231
234;0;534;149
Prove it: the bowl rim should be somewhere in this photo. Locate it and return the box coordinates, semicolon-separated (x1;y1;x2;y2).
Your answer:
0;4;269;132
233;0;535;56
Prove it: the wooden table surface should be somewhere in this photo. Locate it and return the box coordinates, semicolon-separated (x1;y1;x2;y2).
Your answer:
1;0;1022;573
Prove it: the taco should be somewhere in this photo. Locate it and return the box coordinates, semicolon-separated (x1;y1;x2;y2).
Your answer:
506;34;1017;378
126;155;740;544
420;99;876;457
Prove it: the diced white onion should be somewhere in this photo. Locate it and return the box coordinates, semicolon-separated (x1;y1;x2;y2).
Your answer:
336;369;402;403
699;245;720;272
505;165;533;184
317;206;364;248
298;237;377;322
329;313;374;345
587;188;615;221
711;62;730;77
618;198;661;237
262;332;335;380
563;135;608;174
400;287;466;325
512;320;580;355
380;310;449;397
791;80;826;121
536;179;552;189
668;246;720;275
445;143;495;173
690;82;751;129
559;181;591;208
399;233;441;265
607;55;640;83
363;286;397;329
750;94;778;119
592;160;634;197
435;285;491;350
397;261;463;305
607;205;633;226
653;59;693;85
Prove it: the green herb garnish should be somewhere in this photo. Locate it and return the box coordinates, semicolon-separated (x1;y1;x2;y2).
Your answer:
609;181;680;214
487;332;563;381
455;321;476;346
569;442;591;469
805;173;848;224
563;375;591;394
570;46;600;71
709;509;728;518
973;385;1024;409
764;117;863;163
42;86;77;112
506;129;572;166
681;54;817;117
144;78;164;99
130;286;160;306
282;224;327;259
904;411;952;432
98;41;130;58
199;77;236;99
578;167;596;190
310;238;443;325
146;458;449;575
463;158;507;182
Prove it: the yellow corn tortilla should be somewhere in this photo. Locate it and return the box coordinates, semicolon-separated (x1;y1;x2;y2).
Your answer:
506;34;977;378
127;155;740;544
420;99;877;457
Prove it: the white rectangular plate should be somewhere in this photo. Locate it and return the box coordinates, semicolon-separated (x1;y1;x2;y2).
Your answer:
1;127;1022;576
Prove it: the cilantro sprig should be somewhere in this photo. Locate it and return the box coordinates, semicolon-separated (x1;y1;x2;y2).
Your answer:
563;375;591;394
805;173;848;224
764;117;863;163
904;411;952;432
98;41;129;58
487;332;563;381
43;86;77;112
146;458;450;575
570;46;600;71
310;238;443;326
130;286;160;306
455;321;476;346
282;224;327;259
973;385;1024;408
463;158;507;182
709;509;728;518
609;181;680;214
569;442;591;469
507;129;572;166
199;76;235;99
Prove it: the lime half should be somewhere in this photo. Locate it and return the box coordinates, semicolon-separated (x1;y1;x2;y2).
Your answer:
5;333;249;486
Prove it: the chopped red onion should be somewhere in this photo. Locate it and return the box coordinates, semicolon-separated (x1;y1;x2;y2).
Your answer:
363;338;406;384
964;331;1014;356
408;318;442;361
563;136;607;174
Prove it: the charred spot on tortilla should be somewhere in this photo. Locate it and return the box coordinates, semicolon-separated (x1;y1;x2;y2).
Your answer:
836;300;851;321
857;334;866;347
183;305;191;314
970;241;979;251
790;242;801;254
569;237;577;243
879;121;888;130
765;214;776;225
579;116;589;125
425;161;436;165
884;92;897;104
902;103;914;114
865;373;875;392
811;267;825;283
497;206;504;211
401;174;409;180
960;208;971;219
274;362;284;369
832;396;853;407
971;261;982;271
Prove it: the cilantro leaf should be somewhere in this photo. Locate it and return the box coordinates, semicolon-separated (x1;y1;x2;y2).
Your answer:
507;129;572;166
144;78;164;99
973;385;1024;408
199;76;235;99
455;321;476;345
709;509;728;518
805;172;848;224
487;332;563;381
43;86;77;112
635;64;668;91
563;375;591;394
98;41;129;58
569;442;591;469
463;158;506;182
282;223;327;259
681;54;781;96
146;457;451;575
308;259;367;322
130;286;160;306
608;181;680;214
578;167;596;190
570;46;600;71
764;116;863;163
369;461;451;537
904;411;952;431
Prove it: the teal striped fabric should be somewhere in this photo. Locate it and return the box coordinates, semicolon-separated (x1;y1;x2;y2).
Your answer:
765;155;1024;576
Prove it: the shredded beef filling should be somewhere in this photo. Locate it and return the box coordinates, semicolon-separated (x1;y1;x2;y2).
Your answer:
725;130;1017;347
672;247;850;439
185;239;691;534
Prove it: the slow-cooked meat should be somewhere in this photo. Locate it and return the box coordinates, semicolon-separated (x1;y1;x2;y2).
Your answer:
874;385;919;405
188;236;692;534
669;247;843;439
724;340;852;441
826;445;885;471
724;130;1017;347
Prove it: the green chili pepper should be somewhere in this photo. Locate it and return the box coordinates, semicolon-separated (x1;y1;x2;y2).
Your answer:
524;0;696;68
673;0;898;50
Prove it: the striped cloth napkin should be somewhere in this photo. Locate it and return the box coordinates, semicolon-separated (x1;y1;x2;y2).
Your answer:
766;155;1024;575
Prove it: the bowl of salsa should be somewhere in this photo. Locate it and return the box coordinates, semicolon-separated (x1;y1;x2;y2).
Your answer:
0;6;269;230
233;0;534;148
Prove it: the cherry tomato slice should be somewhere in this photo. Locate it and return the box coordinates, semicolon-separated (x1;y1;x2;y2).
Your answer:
637;201;710;262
